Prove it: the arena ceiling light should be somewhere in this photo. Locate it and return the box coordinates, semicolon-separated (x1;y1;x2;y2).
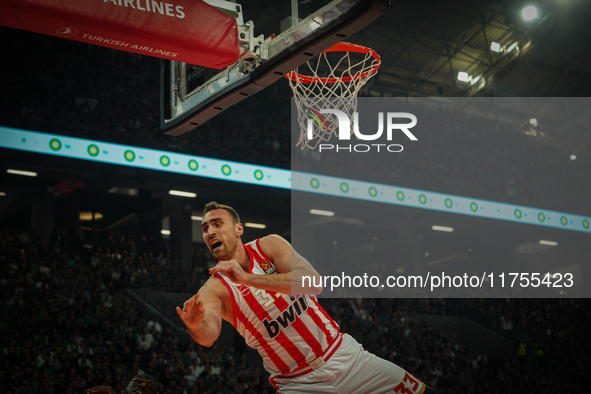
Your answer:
168;190;197;198
431;225;454;232
161;229;171;235
529;118;538;126
490;42;502;52
109;186;138;196
0;192;6;196
539;240;558;246
521;6;538;21
7;169;37;177
310;209;335;216
244;222;267;229
457;71;471;82
191;215;203;221
570;155;576;160
79;212;103;221
507;42;519;53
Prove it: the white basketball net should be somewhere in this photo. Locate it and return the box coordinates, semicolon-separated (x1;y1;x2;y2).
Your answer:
287;44;380;150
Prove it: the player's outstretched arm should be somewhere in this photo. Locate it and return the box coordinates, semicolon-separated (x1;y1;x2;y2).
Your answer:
176;280;225;347
209;234;322;295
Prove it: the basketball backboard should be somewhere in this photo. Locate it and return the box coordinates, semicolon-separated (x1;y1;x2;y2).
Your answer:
160;0;389;136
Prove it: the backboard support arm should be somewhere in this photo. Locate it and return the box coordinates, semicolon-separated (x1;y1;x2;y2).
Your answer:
161;0;390;136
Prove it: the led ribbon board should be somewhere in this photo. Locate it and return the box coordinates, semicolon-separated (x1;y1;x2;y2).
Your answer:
292;172;591;233
1;127;589;233
0;127;290;189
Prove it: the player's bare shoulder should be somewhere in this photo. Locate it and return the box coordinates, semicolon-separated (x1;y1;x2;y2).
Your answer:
258;234;290;254
258;234;292;273
199;275;228;299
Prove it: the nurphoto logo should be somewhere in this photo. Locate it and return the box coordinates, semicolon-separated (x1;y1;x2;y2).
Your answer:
307;109;418;152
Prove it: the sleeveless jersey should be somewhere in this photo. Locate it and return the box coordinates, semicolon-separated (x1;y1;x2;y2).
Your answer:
214;238;340;376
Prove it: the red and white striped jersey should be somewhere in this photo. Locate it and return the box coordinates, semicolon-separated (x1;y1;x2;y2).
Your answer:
214;238;340;376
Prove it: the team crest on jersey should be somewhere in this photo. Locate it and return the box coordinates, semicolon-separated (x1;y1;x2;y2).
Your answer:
260;260;277;275
238;284;251;296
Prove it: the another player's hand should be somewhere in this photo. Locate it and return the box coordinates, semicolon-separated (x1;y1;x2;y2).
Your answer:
209;259;249;284
176;294;206;331
86;386;115;394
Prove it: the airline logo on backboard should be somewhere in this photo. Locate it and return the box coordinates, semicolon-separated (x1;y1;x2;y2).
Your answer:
103;0;186;19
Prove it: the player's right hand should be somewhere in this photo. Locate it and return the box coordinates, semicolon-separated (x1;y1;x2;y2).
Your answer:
176;294;206;330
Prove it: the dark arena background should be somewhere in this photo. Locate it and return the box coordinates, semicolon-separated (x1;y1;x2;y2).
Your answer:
1;1;591;393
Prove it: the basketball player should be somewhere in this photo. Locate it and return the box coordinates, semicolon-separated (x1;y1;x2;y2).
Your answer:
86;374;157;394
177;202;435;393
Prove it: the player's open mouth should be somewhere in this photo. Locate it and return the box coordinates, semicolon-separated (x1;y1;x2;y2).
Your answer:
211;240;222;252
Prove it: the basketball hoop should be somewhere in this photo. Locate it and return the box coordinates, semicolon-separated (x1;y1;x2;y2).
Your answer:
286;42;381;149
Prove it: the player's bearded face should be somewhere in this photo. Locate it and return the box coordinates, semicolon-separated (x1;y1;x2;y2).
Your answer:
202;209;243;259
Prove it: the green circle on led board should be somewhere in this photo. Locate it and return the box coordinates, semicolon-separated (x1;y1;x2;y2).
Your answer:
444;198;452;208
222;165;232;176
340;183;349;193
538;212;545;222
419;194;427;204
160;156;170;166
254;170;263;180
470;202;478;212
87;144;99;157
560;216;567;226
188;160;198;171
369;187;377;197
396;191;404;201
310;178;319;189
514;209;522;219
583;220;590;229
124;150;135;162
49;139;61;151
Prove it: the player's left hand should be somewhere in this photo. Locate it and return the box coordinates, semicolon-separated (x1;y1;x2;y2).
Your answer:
209;259;249;285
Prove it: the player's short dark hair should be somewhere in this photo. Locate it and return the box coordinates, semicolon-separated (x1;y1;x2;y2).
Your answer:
203;201;241;224
123;374;157;393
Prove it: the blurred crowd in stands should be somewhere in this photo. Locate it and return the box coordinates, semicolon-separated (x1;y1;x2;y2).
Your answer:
2;228;588;393
1;26;590;394
0;229;272;394
460;298;591;377
3;27;590;216
81;230;206;294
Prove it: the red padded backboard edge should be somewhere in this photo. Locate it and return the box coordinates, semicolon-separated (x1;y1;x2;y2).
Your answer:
0;0;239;69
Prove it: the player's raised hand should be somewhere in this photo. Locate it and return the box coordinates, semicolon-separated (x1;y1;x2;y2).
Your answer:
176;294;206;329
86;386;115;394
209;259;248;284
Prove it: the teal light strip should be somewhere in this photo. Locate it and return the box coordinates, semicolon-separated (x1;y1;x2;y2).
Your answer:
1;127;589;233
292;171;591;233
0;127;291;189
